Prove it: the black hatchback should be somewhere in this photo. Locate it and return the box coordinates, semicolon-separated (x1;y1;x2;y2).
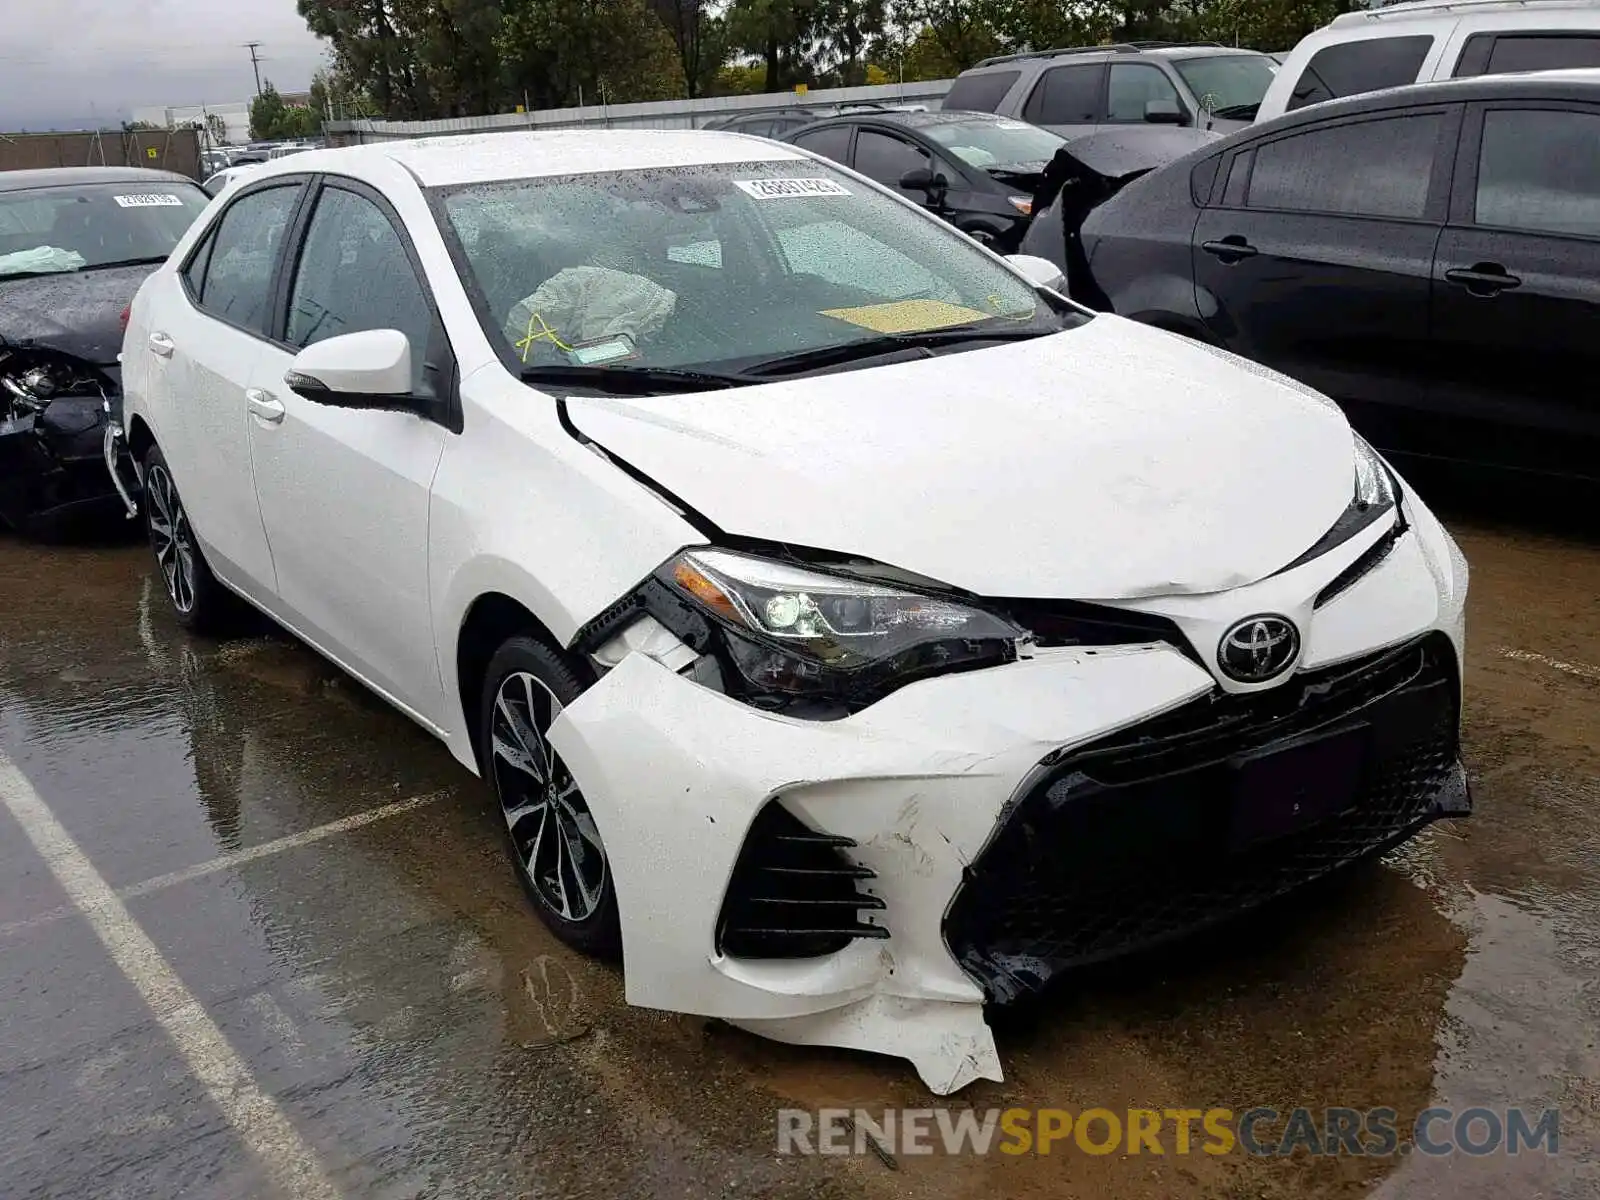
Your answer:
784;109;1066;247
1029;71;1600;486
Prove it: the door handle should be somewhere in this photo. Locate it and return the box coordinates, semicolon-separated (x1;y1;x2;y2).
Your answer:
1201;236;1258;263
246;388;286;425
148;331;175;358
1444;262;1521;297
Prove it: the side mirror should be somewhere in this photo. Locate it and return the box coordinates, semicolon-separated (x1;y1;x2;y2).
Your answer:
899;166;933;191
284;329;422;411
1006;253;1067;291
1144;98;1186;125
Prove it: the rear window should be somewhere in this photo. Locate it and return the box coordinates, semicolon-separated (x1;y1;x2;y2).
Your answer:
1287;36;1433;111
1454;32;1600;76
943;70;1022;114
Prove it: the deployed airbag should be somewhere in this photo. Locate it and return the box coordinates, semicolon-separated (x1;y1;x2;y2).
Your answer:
505;266;677;358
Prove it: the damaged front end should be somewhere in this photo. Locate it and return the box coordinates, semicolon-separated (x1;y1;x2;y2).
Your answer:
0;345;138;535
541;523;1470;1094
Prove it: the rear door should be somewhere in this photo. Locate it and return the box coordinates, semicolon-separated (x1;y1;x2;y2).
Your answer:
1020;62;1105;140
1192;106;1457;427
1428;101;1600;481
156;179;306;598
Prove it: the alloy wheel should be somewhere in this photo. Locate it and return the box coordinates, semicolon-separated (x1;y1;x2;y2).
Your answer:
489;670;608;922
146;464;197;614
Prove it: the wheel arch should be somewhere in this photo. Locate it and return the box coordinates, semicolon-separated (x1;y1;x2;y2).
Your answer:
454;590;578;775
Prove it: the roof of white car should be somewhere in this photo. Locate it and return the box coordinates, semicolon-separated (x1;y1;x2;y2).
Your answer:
243;129;807;189
1330;0;1600;26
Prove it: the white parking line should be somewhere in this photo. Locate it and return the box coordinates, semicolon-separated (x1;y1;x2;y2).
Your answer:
1498;647;1600;683
0;751;341;1200
0;791;447;941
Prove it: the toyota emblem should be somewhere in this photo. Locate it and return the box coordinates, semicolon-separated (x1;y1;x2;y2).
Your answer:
1218;615;1300;683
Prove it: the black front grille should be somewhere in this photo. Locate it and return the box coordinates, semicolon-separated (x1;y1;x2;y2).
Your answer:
944;633;1468;1004
718;802;889;958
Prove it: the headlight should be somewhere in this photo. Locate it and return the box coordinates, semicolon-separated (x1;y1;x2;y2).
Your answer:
1286;435;1401;571
658;549;1024;704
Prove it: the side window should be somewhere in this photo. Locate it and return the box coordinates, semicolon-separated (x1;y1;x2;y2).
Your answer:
1247;114;1443;219
790;124;852;164
285;186;438;394
942;70;1021;114
1106;64;1183;124
1022;64;1103;125
1287;36;1433;111
1475;108;1600;238
735;118;774;138
196;185;301;333
1456;33;1600;76
1222;149;1254;207
853;130;932;192
181;229;216;299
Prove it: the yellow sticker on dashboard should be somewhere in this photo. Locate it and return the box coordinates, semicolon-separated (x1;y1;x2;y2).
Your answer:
819;299;992;334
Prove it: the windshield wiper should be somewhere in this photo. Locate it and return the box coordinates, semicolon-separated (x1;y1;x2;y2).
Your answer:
741;323;1054;379
519;363;747;396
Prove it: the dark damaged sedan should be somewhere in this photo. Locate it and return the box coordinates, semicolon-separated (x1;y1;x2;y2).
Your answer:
0;167;210;534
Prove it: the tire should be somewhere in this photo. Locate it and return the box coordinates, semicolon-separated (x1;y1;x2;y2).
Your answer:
478;635;621;958
962;225;1001;248
141;443;238;634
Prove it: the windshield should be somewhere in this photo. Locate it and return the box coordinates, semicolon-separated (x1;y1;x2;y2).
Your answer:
1173;54;1277;117
923;119;1065;171
0;181;210;277
436;159;1066;378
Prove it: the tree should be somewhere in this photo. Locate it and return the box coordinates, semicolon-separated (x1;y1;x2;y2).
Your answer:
499;0;683;109
650;0;724;98
250;82;324;140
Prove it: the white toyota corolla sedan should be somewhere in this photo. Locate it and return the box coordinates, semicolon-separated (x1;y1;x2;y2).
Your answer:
115;130;1470;1093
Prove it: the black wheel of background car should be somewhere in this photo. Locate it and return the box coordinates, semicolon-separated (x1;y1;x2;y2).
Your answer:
963;226;1000;247
140;445;237;634
479;636;620;958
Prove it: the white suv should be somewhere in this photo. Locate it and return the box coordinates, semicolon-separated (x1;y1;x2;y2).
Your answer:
1258;0;1600;120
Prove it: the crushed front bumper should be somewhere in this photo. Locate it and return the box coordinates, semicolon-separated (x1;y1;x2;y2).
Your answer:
0;397;137;534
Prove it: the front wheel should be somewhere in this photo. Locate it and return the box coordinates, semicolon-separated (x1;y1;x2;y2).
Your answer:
141;444;238;634
479;636;620;958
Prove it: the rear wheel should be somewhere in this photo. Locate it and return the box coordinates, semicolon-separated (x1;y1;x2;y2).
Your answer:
479;636;620;958
141;444;238;634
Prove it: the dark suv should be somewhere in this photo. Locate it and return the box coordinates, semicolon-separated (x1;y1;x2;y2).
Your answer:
1033;71;1600;484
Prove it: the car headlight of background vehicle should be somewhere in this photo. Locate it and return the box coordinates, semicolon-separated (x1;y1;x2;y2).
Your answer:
653;549;1024;706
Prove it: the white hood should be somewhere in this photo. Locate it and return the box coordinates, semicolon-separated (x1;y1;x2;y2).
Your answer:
565;316;1356;599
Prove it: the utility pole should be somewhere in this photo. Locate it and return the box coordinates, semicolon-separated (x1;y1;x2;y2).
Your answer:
244;42;264;96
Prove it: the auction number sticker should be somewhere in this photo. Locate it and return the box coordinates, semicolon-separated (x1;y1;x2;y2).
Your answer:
113;193;185;208
734;178;851;199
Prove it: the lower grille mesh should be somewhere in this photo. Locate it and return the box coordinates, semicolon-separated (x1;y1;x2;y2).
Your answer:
944;634;1465;1003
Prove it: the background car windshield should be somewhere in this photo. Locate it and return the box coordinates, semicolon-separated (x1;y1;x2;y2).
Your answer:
437;160;1048;374
0;182;210;277
1174;55;1277;115
924;119;1065;169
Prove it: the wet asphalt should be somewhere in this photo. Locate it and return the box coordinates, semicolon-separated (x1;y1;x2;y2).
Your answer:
0;479;1596;1200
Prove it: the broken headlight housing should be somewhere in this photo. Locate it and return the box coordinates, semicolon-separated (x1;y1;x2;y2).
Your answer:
1284;435;1401;572
656;549;1025;705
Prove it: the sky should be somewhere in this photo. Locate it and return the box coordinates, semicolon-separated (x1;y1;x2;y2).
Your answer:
0;0;327;129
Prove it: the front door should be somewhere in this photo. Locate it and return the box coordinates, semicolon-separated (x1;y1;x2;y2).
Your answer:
246;179;452;720
1192;108;1455;442
1428;101;1600;482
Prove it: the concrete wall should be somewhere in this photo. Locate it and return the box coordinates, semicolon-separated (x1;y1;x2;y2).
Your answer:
0;128;203;179
326;80;954;144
